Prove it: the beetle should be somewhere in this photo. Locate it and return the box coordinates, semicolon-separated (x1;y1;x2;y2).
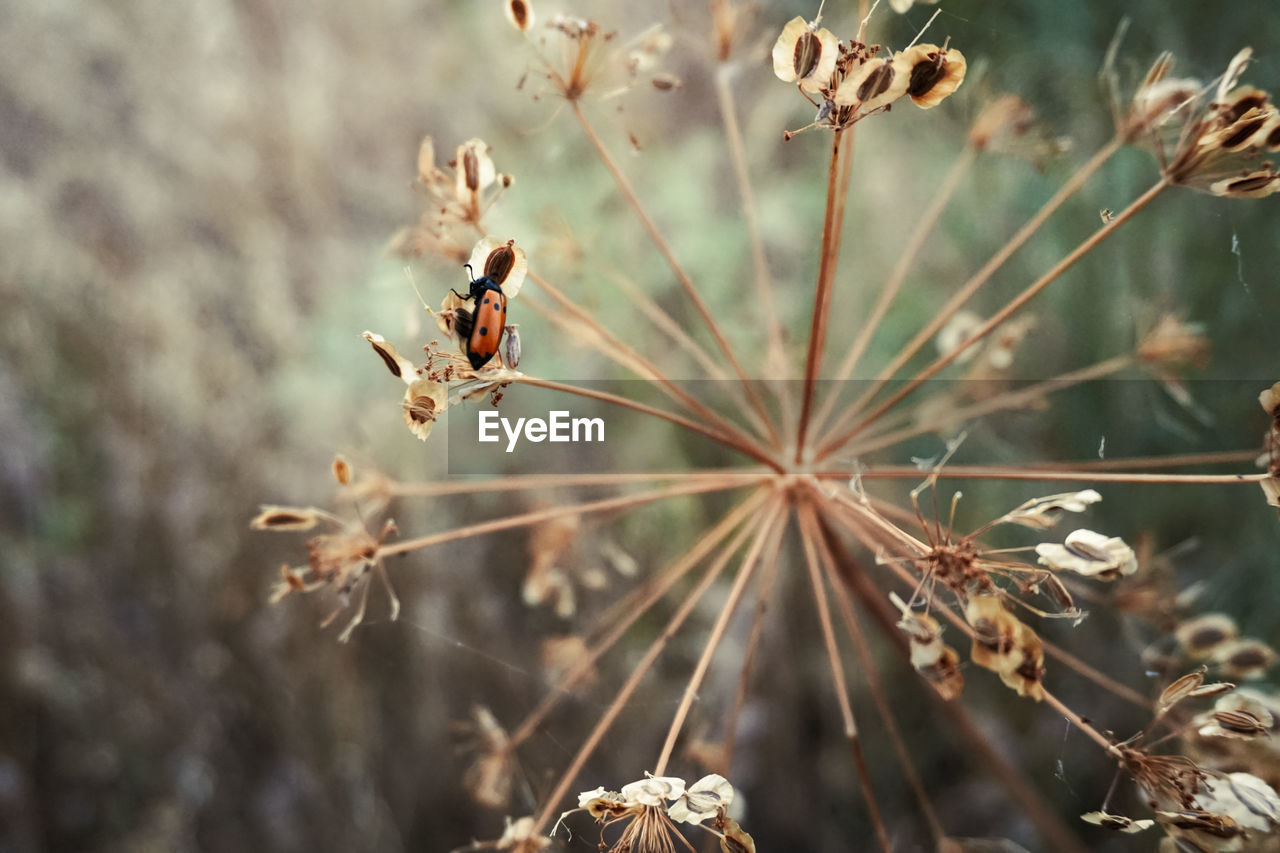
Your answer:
452;264;508;370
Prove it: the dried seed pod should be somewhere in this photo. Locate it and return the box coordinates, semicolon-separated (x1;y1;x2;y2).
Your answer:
1175;614;1239;659
897;44;967;108
1212;638;1277;680
250;505;322;531
771;16;838;93
503;324;522;369
504;0;534;32
1159;667;1208;715
1080;812;1156;833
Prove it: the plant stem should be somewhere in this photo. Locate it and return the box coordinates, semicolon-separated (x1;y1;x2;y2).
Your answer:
523;274;764;453
817;516;1092;853
798;502;894;852
378;478;762;559
796;128;851;462
803;496;946;845
829;354;1135;459
855;465;1269;485
530;497;784;835
838;176;1170;441
570;100;781;449
509;376;783;471
651;502;785;775
507;489;768;749
812;143;978;440
385;468;769;498
714;64;786;381
829;137;1125;438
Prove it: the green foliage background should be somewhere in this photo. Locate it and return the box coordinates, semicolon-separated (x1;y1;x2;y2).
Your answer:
1;1;1276;851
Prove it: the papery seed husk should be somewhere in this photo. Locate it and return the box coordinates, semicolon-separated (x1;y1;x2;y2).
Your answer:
1160;668;1208;712
251;506;321;531
332;455;352;485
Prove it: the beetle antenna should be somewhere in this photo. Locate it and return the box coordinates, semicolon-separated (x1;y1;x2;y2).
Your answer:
401;265;430;311
464;263;476;280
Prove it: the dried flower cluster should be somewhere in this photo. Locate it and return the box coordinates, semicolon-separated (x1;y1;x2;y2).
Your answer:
1115;46;1280;197
253;3;1280;849
772;12;966;137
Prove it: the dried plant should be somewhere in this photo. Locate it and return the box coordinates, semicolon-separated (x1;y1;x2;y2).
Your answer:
253;3;1280;850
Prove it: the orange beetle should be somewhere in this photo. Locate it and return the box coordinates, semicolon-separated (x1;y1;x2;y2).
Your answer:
452;264;508;370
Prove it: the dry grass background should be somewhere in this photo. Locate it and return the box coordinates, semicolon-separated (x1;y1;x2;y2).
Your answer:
1;1;1277;851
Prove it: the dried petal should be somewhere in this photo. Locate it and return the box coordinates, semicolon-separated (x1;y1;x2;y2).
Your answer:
495;816;550;851
363;331;419;383
898;44;967;108
620;775;686;806
468;236;527;298
332;455;352;486
965;595;1044;700
1159;668;1207;715
667;774;733;824
834;57;908;114
402;378;449;441
250;505;322;531
1212;638;1277;680
771;17;838;93
1200;708;1270;739
1176;614;1239;659
720;818;756;853
1262;382;1280;418
1209;168;1280;198
504;0;534;32
1000;490;1102;530
1080;811;1156;833
1036;529;1137;579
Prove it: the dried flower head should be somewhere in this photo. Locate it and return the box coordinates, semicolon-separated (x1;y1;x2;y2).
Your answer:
392;136;512;261
1121;47;1280;197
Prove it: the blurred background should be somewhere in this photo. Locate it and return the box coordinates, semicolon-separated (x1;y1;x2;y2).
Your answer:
2;1;1277;851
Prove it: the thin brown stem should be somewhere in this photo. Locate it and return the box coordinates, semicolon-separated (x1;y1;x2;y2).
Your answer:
831;137;1125;435
805;499;946;845
817;518;1092;853
796;129;850;462
719;510;788;774
612;271;729;381
1042;687;1123;758
378;478;762;558
530;496;784;835
855;465;1269;485
652;502;785;776
523;274;762;452
570;100;781;448
508;376;782;471
797;502;894;852
384;468;769;498
714;65;786;381
1041;637;1150;711
837;176;1170;442
830;354;1136;459
508;488;768;748
812;144;978;440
